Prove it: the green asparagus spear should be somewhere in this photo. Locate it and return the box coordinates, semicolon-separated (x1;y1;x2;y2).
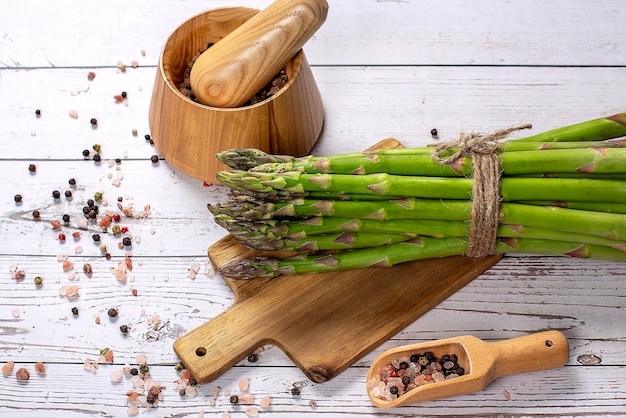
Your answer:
219;236;626;279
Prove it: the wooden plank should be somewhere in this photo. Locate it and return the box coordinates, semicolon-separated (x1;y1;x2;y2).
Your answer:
0;363;624;417
2;66;626;159
2;0;626;68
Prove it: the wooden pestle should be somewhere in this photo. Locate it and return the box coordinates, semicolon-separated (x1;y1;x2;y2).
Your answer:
190;0;328;108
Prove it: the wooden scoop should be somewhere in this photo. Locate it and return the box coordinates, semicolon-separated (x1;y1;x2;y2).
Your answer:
367;330;569;407
190;0;328;108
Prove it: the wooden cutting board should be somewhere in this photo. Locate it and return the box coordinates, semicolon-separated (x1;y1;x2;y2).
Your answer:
173;138;502;384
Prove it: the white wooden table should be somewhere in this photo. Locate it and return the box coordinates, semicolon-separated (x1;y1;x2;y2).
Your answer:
1;1;626;416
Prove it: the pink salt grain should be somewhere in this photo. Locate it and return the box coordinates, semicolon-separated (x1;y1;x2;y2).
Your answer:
69;110;79;119
259;396;271;408
51;219;62;229
64;285;79;298
127;405;139;416
244;407;259;417
110;369;124;383
238;377;250;391
2;361;14;375
35;362;46;375
136;353;147;365
16;367;30;381
62;259;74;272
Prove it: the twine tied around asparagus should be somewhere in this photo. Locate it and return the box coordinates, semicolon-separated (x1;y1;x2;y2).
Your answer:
430;124;532;258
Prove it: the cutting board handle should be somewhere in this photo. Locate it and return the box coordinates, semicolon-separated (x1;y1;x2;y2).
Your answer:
173;303;269;383
490;330;569;379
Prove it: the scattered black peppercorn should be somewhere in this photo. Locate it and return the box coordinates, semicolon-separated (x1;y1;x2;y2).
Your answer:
119;324;129;334
62;214;70;223
121;91;127;98
247;353;259;362
115;158;122;164
14;194;23;203
87;199;95;207
150;155;159;164
65;190;72;199
122;237;132;247
93;153;101;163
90;118;98;126
32;210;40;219
52;190;61;199
146;394;155;404
229;395;239;404
71;307;79;316
35;109;41;117
82;149;90;158
88;210;97;219
430;128;438;136
290;387;301;396
107;308;118;318
130;368;139;376
28;164;37;173
144;134;151;142
68;177;76;186
92;233;101;242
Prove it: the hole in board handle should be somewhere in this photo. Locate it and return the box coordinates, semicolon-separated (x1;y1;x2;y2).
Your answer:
545;340;554;347
196;347;207;357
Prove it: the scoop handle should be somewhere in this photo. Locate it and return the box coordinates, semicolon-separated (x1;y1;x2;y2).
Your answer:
190;0;328;108
490;330;569;379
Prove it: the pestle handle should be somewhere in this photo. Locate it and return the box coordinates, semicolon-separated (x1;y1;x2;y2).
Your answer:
190;0;328;108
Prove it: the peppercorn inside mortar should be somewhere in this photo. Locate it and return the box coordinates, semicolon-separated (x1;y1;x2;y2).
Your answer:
367;344;470;401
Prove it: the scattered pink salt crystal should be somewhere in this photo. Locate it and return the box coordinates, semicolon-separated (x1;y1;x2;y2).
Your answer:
503;389;511;400
259;396;271;408
62;259;74;272
50;219;62;229
64;284;79;298
110;369;124;383
2;361;14;375
238;377;250;391
34;362;46;375
221;412;230;418
11;309;20;318
127;405;139;416
69;110;79;119
239;393;254;404
244;407;259;417
136;353;147;365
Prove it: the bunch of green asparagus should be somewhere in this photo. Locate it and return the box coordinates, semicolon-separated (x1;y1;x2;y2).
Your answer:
209;113;626;279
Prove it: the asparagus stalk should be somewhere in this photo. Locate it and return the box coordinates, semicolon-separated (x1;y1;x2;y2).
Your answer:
215;112;626;171
215;213;626;250
216;169;626;203
219;144;626;177
518;112;626;142
236;231;416;251
210;197;626;241
219;236;626;279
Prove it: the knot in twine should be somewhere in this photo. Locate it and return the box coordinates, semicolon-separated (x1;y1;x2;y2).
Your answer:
430;124;532;258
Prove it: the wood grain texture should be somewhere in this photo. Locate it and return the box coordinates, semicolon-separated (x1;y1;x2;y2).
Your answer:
190;0;328;107
1;0;625;416
150;6;324;182
174;138;503;384
368;330;569;406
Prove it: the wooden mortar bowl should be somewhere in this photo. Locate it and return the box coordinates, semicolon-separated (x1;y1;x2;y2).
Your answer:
149;7;324;182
